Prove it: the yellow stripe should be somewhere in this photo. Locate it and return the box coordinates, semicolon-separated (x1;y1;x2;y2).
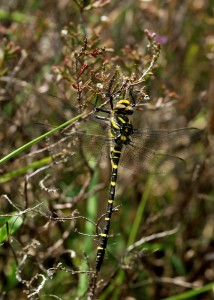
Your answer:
97;246;104;250
111;119;120;129
112;163;118;168
112;151;119;154
113;150;121;153
105;217;110;221
118;116;126;123
108;200;113;203
100;233;108;237
111;182;116;186
118;99;130;105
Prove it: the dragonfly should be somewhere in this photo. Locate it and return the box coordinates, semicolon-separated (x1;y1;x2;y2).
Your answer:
38;95;198;272
66;96;198;272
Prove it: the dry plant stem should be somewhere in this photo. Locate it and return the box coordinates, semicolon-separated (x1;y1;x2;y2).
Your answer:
0;76;30;88
53;182;106;210
137;276;201;289
126;226;179;253
87;228;180;299
0;195;43;217
39;174;59;193
6;49;28;89
45;221;75;257
88;270;99;300
27;274;47;298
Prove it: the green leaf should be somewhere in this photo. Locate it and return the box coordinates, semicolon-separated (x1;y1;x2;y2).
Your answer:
0;214;23;243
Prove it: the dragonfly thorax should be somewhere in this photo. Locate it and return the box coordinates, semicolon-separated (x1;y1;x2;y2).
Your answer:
114;99;134;115
110;110;133;146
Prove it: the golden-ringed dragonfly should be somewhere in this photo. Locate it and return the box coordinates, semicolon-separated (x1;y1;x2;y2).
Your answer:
41;94;199;272
88;95;198;271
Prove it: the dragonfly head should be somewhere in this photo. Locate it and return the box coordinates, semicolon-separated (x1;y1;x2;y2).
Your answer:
114;99;133;115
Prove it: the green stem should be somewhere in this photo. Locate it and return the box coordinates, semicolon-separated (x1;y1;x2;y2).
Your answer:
128;175;154;246
161;282;214;300
0;113;83;166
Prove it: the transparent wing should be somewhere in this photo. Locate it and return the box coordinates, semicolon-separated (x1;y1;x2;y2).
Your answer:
38;118;110;163
68;133;110;162
120;144;186;174
62;117;111;162
63;116;109;136
65;126;196;169
131;127;199;150
34;120;110;165
35;120;198;171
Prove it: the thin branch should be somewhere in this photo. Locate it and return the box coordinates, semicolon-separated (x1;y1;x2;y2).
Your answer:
126;226;179;253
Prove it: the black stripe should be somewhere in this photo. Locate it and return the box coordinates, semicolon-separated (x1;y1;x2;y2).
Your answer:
95;147;121;271
95;109;134;271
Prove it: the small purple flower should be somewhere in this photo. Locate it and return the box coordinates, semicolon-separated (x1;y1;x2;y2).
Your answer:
155;35;168;44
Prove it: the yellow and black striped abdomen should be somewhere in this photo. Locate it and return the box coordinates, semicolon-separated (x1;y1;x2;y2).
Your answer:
95;103;134;271
95;145;122;271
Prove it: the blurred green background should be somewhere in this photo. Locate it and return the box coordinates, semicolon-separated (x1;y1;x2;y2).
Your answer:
0;1;214;299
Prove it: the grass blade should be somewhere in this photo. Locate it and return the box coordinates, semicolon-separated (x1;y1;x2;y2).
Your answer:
0;113;83;166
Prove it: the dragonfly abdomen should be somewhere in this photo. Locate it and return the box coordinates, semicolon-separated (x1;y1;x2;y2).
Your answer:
95;145;122;271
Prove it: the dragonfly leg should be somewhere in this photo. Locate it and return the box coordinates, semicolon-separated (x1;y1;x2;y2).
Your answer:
92;95;111;121
129;90;136;106
95;115;109;121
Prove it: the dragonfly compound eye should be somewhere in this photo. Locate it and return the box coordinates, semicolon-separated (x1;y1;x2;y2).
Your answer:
115;103;126;110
